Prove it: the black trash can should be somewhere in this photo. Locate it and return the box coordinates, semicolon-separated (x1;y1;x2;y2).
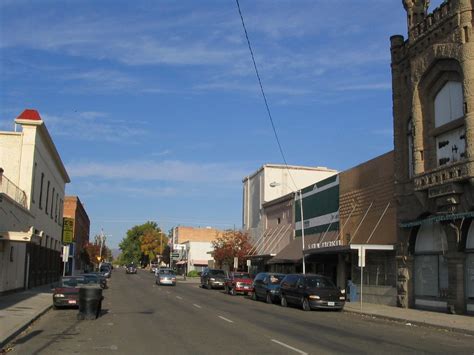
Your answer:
77;286;103;320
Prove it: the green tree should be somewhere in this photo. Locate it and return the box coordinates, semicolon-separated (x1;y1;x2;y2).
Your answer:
119;221;161;265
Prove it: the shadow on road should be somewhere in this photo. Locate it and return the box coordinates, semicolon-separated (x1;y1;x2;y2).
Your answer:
11;330;43;345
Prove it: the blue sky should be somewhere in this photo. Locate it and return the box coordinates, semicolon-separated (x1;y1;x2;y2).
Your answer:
0;0;445;248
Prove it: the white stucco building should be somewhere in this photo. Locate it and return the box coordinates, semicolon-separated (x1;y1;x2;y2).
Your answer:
242;164;337;244
181;241;213;273
0;109;70;294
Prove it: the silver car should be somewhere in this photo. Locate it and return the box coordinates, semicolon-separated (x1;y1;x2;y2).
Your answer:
155;268;176;286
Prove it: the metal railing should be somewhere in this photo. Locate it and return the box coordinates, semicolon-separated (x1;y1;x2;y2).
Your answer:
0;170;28;208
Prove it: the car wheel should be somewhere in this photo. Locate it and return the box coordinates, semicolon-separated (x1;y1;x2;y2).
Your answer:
302;297;311;311
207;281;212;290
225;285;229;294
230;287;236;296
266;292;273;304
53;304;58;310
281;295;288;307
252;291;258;301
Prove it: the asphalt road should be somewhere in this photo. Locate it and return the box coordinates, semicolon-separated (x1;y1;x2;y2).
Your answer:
9;269;474;354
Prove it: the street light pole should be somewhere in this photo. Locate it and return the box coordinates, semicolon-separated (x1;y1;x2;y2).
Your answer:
269;181;306;274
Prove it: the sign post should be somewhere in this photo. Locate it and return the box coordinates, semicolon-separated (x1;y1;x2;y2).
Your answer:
62;218;75;244
357;246;366;311
61;218;74;276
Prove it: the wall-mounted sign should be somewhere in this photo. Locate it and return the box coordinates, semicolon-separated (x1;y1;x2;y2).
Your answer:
307;239;342;250
62;217;75;244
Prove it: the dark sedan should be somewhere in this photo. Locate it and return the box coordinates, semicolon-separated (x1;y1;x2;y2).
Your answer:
200;269;226;289
52;276;86;308
126;264;137;274
280;274;345;311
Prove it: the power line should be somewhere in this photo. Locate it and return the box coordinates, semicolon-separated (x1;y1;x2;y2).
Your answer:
235;0;297;190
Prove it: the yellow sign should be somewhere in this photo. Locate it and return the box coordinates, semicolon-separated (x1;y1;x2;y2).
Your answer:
62;217;75;244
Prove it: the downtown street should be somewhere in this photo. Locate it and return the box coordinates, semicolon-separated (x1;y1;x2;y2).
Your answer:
7;270;473;355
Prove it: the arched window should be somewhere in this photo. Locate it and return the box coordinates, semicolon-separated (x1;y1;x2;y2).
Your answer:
414;223;448;297
433;81;466;166
434;81;463;127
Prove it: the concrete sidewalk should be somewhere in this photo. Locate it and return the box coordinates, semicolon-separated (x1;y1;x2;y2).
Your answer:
344;301;474;335
0;286;53;349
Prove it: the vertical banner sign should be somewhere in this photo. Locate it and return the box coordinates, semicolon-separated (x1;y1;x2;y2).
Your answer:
233;257;238;269
62;217;75;244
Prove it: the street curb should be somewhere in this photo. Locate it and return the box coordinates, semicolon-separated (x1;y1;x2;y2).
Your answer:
0;304;52;349
343;308;474;336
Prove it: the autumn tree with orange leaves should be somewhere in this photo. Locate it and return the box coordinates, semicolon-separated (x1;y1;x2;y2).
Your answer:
140;229;168;263
211;230;252;270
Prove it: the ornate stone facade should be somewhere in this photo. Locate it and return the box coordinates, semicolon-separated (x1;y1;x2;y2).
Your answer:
392;0;474;314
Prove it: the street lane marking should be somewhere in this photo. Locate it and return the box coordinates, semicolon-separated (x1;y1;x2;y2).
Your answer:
218;316;234;323
271;339;307;355
176;296;183;300
193;304;202;309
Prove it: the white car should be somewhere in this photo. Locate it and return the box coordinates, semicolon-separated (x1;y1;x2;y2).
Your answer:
155;269;176;286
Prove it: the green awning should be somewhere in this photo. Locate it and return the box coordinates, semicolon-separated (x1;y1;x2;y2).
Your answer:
399;211;474;228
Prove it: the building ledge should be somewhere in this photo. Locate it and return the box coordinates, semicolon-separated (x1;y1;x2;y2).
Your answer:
413;160;472;191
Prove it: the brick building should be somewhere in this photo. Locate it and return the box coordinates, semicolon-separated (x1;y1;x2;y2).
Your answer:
263;153;398;305
391;0;474;314
63;196;90;274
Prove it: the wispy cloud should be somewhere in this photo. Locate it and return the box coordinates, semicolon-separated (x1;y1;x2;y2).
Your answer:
336;83;392;91
62;69;137;92
42;111;148;142
151;150;172;157
66;160;250;184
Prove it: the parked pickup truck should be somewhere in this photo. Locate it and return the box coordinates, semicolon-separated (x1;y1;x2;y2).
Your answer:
224;272;253;296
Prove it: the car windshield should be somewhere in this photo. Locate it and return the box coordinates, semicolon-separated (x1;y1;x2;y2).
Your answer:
209;270;225;276
269;275;285;284
61;278;85;287
306;276;336;289
233;273;251;279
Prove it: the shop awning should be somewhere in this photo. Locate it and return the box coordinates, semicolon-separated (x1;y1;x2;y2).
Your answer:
399;211;474;228
191;259;209;266
268;234;324;264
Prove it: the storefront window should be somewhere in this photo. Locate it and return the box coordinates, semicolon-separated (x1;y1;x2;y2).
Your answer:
466;223;474;300
414;222;448;297
351;251;396;287
415;255;438;297
466;254;474;300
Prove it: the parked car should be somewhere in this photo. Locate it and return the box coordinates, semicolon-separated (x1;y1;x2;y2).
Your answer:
279;274;345;311
252;272;286;304
126;264;137;274
100;264;112;278
81;273;107;289
52;276;86;309
224;272;253;295
155;268;177;286
200;268;226;289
